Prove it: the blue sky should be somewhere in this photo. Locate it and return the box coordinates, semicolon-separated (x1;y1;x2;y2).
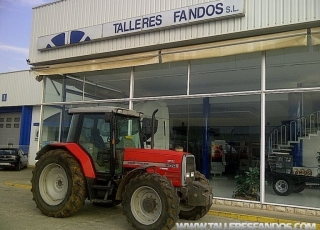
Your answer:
0;0;53;73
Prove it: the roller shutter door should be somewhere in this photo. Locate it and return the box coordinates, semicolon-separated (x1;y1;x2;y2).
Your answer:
0;113;21;147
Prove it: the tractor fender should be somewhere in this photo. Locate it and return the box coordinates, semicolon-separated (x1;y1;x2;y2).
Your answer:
35;143;96;179
35;145;57;160
116;167;155;200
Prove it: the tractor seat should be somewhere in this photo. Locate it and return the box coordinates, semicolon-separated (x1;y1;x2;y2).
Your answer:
91;127;105;149
117;136;136;149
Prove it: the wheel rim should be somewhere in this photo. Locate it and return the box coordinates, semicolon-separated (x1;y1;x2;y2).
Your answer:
39;163;68;206
275;180;288;193
130;186;162;225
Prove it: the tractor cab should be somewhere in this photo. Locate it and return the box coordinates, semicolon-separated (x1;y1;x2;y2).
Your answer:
67;107;143;175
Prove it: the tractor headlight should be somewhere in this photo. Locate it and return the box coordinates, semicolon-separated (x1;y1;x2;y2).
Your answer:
182;155;196;185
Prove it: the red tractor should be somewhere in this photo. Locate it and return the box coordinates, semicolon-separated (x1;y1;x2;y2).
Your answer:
31;106;212;230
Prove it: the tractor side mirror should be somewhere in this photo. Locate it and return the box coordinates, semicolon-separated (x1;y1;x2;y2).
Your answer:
141;118;158;141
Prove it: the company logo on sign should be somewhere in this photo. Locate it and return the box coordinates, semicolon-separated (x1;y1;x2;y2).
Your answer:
70;31;91;44
38;0;244;51
38;25;102;50
45;32;67;48
43;31;92;49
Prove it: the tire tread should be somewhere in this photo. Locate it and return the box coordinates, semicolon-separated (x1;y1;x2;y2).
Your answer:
179;171;212;220
31;149;87;218
122;173;179;230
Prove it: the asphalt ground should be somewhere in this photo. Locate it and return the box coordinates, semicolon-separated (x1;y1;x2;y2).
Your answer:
1;167;319;230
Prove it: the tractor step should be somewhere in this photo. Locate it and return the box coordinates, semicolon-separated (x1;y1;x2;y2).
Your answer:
91;185;112;190
90;199;112;203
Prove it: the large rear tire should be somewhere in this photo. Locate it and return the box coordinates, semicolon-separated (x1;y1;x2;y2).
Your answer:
179;171;212;220
122;173;179;230
31;149;87;217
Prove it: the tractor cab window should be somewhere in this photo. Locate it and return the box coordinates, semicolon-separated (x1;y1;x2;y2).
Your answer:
77;113;111;173
115;115;141;149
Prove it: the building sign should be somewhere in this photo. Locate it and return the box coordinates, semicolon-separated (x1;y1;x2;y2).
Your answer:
33;122;39;141
37;0;244;51
2;94;7;102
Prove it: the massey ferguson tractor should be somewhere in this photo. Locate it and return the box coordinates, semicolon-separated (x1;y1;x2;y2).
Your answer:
31;106;212;230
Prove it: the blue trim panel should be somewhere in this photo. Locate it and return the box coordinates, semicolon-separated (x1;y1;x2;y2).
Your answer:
19;106;33;153
0;107;22;113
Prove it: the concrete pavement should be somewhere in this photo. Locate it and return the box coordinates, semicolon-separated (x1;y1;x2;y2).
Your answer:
1;167;319;229
0;167;242;230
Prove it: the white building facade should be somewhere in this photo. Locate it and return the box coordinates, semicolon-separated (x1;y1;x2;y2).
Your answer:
29;0;320;211
0;70;42;166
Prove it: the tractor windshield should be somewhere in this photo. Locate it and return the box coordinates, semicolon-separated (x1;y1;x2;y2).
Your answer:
115;115;142;149
68;113;112;173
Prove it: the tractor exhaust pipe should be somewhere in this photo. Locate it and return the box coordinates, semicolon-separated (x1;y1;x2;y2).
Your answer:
151;109;158;149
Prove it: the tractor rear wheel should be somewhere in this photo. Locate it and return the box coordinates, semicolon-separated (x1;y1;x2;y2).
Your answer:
122;173;179;230
31;149;87;217
179;171;212;220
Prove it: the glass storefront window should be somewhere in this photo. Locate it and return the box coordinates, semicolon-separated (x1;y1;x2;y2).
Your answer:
44;75;87;102
65;76;85;102
135;95;261;200
190;52;261;94
71;68;131;100
266;44;320;89
41;106;67;147
44;75;63;103
134;62;188;97
208;95;261;199
265;91;320;208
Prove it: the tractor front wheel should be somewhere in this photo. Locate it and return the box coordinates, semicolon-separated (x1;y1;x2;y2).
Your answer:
122;173;179;230
31;149;87;217
179;171;212;220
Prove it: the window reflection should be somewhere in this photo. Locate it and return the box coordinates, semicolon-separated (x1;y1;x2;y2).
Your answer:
134;62;188;97
190;52;261;94
265;92;320;208
266;44;320;89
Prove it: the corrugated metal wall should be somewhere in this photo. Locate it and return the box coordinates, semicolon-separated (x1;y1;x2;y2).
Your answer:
29;0;320;64
0;71;42;106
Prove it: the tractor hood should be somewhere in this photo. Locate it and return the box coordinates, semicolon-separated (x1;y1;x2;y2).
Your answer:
122;148;193;187
123;148;189;168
